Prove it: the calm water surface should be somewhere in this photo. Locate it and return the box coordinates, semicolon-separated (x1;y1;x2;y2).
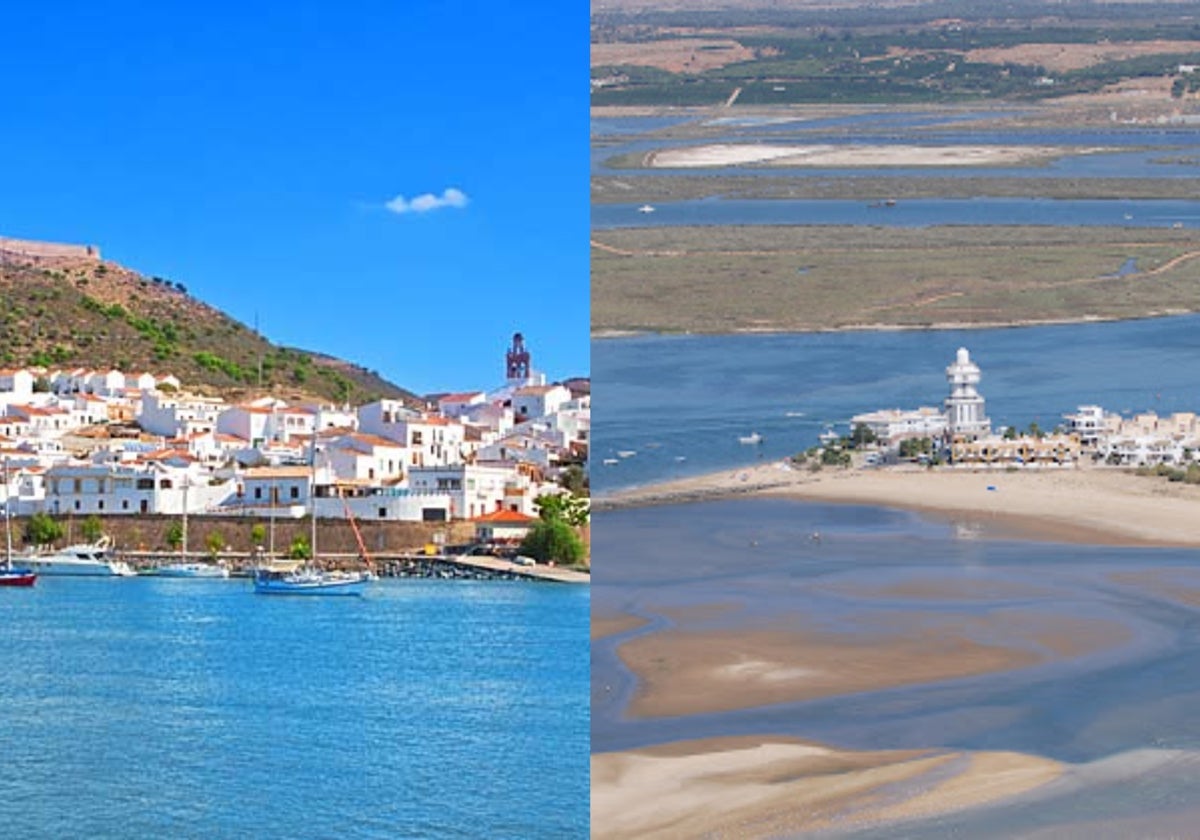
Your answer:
593;499;1200;837
593;197;1200;229
0;578;588;839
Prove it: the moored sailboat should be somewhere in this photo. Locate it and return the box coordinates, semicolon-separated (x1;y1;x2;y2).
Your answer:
253;428;373;596
0;461;35;587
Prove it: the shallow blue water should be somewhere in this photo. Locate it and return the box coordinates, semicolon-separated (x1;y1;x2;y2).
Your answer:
593;196;1200;229
592;499;1200;836
0;578;589;839
593;314;1200;494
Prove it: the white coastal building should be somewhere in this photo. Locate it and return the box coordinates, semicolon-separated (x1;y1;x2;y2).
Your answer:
44;463;233;516
408;463;533;520
850;406;947;444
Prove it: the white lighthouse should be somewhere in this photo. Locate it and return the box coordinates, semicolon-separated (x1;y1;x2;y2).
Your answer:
944;347;990;438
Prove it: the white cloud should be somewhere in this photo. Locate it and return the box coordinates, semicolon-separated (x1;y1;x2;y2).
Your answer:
385;187;469;215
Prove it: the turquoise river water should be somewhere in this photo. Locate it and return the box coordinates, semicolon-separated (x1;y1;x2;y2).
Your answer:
0;577;588;839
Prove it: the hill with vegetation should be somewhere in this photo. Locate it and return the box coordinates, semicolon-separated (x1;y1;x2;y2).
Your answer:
0;246;420;406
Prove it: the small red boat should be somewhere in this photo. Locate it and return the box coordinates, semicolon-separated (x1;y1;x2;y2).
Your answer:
0;568;36;587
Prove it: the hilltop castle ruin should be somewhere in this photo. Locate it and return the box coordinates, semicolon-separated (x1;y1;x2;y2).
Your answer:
0;235;100;263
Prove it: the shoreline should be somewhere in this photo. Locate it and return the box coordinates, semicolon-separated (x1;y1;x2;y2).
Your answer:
590;310;1194;341
597;460;1200;548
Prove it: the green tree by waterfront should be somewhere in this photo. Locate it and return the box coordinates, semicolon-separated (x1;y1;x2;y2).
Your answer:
165;521;184;550
249;523;266;548
206;531;225;558
23;512;63;547
81;514;105;543
520;519;584;565
520;494;587;565
289;534;312;560
850;423;877;448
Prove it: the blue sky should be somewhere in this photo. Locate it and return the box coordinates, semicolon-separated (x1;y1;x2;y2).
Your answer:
0;2;587;394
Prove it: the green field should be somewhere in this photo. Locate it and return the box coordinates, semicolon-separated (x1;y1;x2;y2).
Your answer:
592;225;1200;334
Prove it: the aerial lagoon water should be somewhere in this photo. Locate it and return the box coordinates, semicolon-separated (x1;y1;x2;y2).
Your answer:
592;316;1200;836
593;499;1200;837
0;577;588;839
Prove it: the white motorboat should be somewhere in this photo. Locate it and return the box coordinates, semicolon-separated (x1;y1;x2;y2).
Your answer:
738;432;763;445
637;204;656;214
23;538;135;577
154;562;230;579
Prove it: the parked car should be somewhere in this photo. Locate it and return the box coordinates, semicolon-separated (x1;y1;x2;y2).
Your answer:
512;555;536;567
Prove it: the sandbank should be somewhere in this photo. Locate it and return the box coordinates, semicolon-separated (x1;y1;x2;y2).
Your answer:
600;461;1200;547
646;143;1102;168
617;611;1129;718
592;735;1063;839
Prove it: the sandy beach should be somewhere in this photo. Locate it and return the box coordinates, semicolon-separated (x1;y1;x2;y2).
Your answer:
592;736;1064;839
600;461;1200;547
645;143;1102;168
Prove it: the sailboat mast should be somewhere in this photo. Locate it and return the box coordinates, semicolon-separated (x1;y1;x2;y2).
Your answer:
269;481;276;558
3;459;12;570
310;407;320;560
181;474;188;561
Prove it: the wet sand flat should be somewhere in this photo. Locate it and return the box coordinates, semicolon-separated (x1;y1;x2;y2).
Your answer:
592;736;1063;839
616;610;1130;718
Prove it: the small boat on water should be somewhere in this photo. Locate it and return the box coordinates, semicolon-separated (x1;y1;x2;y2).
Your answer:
0;566;36;587
0;462;35;587
22;537;135;577
739;432;763;445
252;435;375;597
637;204;656;214
617;450;637;458
253;564;369;596
154;562;230;579
602;458;619;466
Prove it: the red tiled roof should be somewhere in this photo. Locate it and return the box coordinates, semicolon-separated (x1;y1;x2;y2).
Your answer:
439;391;484;404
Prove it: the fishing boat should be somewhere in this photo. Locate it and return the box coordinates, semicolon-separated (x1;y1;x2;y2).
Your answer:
738;432;763;445
23;537;135;577
0;462;35;587
253;564;369;596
